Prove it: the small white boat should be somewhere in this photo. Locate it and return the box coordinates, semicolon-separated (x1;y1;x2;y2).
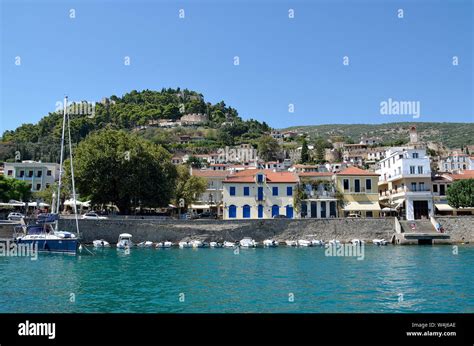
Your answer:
179;241;190;248
223;241;236;248
328;239;341;246
117;233;133;249
190;240;204;248
137;241;153;248
209;241;220;248
297;239;312;247
285;240;297;247
311;239;324;246
93;239;110;248
372;238;388;246
239;237;257;248
263;239;278;247
350;239;365;245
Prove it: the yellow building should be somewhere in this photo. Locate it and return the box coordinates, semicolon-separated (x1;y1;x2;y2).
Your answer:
334;167;381;217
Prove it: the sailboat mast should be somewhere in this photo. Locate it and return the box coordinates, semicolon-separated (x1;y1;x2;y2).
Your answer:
55;96;68;215
66;106;80;236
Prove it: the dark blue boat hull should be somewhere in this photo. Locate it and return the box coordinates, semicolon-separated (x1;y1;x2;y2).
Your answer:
16;239;78;255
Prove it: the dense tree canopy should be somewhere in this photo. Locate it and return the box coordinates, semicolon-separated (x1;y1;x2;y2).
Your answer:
0;176;32;202
447;179;474;208
73;129;177;214
257;135;281;161
174;165;207;209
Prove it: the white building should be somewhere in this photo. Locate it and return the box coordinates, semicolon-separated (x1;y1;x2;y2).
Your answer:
191;169;229;216
438;152;470;172
3;161;60;192
222;169;298;219
376;148;433;220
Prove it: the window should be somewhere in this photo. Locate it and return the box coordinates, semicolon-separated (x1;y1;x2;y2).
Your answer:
28;170;33;177
271;205;279;217
366;179;372;191
19;170;24;177
272;187;279;196
47;170;52;176
433;184;438;193
419;182;425;191
287;186;293;196
258;205;264;218
7;170;12;176
37;170;42;178
354;179;360;193
411;182;417;191
412;152;419;159
243;187;250;196
399;155;403;159
366;211;373;217
228;205;237;218
257;187;264;201
257;174;263;183
243;205;251;218
36;184;41;190
410;166;415;174
46;184;50;188
229;187;236;196
417;166;423;174
343;179;349;190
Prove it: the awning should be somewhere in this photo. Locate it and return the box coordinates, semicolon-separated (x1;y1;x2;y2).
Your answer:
435;203;454;212
190;204;211;209
344;201;381;211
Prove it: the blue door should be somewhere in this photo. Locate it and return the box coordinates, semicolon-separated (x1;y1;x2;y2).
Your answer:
258;205;264;218
243;205;251;218
228;205;236;218
272;205;279;217
286;205;294;219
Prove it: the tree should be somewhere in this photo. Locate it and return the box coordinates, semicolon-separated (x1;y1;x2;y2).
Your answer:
186;156;204;169
174;165;207;209
257;135;280;161
73;129;177;214
447;179;474;208
300;139;310;163
0;176;32;202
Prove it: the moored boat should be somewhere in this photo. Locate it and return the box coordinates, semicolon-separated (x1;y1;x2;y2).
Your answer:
223;241;236;248
285;240;297;247
297;239;312;247
263;239;278;247
311;239;324;246
239;237;256;248
137;241;153;248
117;233;133;249
156;241;172;248
93;239;110;248
372;238;388;246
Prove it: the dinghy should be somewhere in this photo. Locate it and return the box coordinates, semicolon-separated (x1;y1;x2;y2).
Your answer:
372;239;388;246
285;240;297;247
297;239;312;247
137;241;153;248
239;237;257;248
263;239;278;247
117;233;133;249
93;239;110;248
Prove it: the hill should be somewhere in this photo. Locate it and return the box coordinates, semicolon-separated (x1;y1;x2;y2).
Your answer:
282;122;474;149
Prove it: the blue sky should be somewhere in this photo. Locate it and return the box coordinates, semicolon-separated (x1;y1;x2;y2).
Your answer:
1;0;472;132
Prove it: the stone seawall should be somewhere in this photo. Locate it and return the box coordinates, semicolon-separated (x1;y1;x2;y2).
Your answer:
436;216;474;243
59;218;395;244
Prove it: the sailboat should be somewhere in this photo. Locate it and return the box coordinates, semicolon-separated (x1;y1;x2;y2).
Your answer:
15;97;80;255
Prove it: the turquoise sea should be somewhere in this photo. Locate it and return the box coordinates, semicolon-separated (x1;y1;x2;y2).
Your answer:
0;245;472;313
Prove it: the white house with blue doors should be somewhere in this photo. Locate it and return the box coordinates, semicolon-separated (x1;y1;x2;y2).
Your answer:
222;169;298;220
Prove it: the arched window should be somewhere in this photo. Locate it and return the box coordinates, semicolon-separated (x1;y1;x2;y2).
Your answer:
243;205;251;218
272;205;279;217
228;205;237;218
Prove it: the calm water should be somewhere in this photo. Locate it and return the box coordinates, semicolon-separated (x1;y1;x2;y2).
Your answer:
0;245;473;313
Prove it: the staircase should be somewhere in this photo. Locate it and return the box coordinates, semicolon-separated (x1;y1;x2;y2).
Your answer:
393;218;450;245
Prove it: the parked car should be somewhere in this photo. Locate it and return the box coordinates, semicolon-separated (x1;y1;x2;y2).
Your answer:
7;212;25;221
272;214;287;219
347;213;361;218
82;212;108;220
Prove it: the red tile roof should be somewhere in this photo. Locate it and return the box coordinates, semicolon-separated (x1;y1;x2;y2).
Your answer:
223;169;298;183
336;167;379;176
448;170;474;180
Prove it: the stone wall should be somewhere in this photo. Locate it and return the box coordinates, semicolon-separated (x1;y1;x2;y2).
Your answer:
436;216;474;243
58;218;395;244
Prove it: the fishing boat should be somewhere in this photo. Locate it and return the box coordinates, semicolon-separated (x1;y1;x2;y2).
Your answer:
263;239;278;247
93;239;110;248
372;238;388;246
156;241;172;248
297;239;312;247
239;237;256;248
14;97;80;255
117;233;133;249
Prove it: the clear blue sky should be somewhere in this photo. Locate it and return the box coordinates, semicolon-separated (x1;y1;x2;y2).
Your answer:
1;0;472;132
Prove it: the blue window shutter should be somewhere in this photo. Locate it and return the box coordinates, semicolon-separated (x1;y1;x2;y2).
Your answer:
287;186;293;196
230;186;235;196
